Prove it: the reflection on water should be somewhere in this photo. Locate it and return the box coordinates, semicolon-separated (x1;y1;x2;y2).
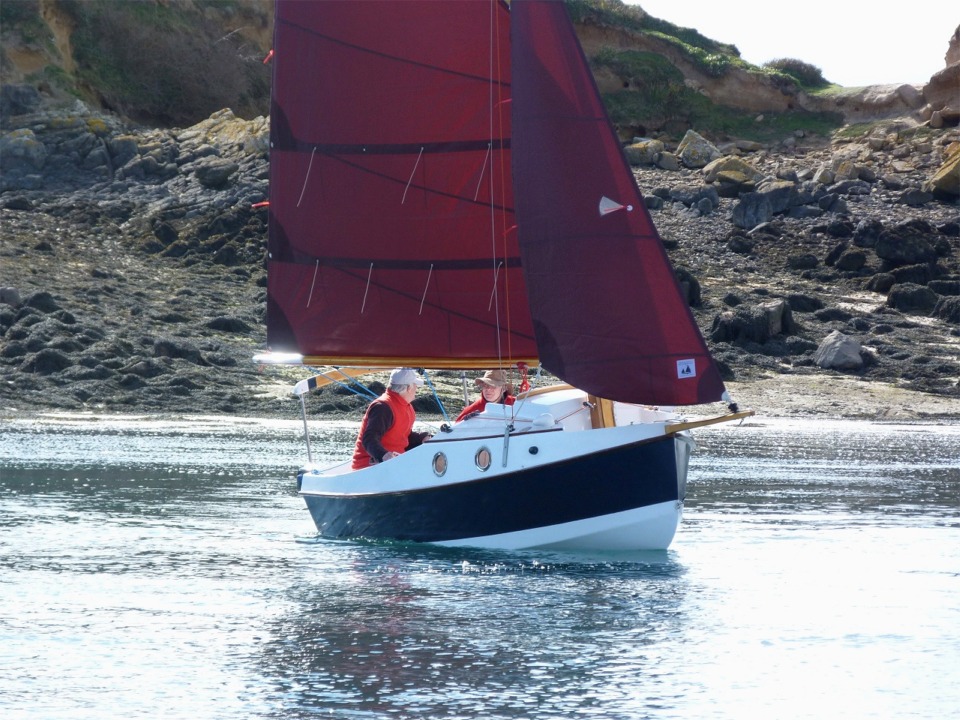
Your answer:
1;414;958;719
258;543;688;718
689;418;960;520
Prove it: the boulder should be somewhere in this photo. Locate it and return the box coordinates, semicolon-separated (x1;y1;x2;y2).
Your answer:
933;296;960;323
922;61;960;117
835;249;867;271
702;156;765;184
786;253;818;270
887;283;940;313
922;142;960;200
0;84;41;116
853;218;884;248
755;178;798;214
676;130;721;169
710;300;793;344
20;348;72;375
731;192;773;229
813;330;863;370
206;316;253;333
194;158;239;189
875;221;938;266
0;128;47;171
0;287;21;306
623;138;663;166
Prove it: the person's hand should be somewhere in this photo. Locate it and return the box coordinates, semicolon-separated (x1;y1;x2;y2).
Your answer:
382;451;400;461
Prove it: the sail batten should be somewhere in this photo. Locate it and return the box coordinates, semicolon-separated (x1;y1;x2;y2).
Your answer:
272;140;510;155
272;257;523;271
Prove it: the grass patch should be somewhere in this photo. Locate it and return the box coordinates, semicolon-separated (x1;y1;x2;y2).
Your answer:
27;64;82;98
762;58;828;89
592;45;843;141
604;83;842;142
835;121;940;142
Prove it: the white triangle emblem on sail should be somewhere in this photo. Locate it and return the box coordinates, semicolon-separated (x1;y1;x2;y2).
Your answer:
598;196;632;216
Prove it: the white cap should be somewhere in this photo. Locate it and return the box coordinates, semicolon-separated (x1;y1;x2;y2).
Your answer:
389;367;423;386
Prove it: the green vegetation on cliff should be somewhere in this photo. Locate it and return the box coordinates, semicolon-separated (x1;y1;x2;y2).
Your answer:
58;0;270;126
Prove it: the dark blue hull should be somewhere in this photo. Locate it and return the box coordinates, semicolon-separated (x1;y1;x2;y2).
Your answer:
299;434;681;544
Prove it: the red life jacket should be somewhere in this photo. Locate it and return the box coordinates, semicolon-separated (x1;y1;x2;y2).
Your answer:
351;390;415;469
455;392;515;422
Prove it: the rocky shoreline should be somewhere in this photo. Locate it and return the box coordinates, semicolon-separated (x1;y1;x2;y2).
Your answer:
1;103;959;424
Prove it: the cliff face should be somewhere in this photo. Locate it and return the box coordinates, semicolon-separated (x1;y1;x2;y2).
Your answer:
576;17;959;130
923;25;960;129
1;0;274;125
2;1;957;132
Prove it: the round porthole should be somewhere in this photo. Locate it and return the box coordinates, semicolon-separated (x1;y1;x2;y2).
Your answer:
475;447;492;471
432;452;447;477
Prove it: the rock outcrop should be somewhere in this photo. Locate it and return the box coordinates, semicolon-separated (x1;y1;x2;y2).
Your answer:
1;100;958;417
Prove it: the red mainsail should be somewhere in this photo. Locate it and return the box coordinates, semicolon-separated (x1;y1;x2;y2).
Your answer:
266;0;727;405
267;0;534;367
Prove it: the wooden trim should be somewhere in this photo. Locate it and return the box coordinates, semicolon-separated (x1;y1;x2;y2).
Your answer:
663;410;755;434
516;383;574;399
300;355;540;370
587;395;616;429
300;367;382;390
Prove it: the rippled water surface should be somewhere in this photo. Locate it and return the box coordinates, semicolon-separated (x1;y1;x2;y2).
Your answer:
2;415;958;719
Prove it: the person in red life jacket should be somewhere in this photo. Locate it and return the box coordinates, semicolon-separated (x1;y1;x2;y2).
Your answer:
455;369;516;422
351;367;432;470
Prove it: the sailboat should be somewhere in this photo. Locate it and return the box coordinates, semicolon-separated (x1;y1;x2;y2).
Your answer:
257;0;751;551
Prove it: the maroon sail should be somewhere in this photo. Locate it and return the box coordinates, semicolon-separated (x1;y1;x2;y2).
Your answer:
510;0;727;405
267;0;726;406
267;0;536;367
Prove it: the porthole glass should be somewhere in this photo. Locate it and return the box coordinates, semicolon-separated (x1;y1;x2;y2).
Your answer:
432;452;447;477
475;447;492;471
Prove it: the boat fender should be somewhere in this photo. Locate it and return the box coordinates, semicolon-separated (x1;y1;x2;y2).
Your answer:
532;413;555;428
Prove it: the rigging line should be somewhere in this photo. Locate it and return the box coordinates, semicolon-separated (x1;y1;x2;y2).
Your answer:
418;264;434;315
487;0;504;365
487;260;503;312
401;146;424;204
306;259;320;307
492;4;515;369
474;143;492;201
297;145;317;208
360;262;373;314
315;372;378;401
420;370;451;424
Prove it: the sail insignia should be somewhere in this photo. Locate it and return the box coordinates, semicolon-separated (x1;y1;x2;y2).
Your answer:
598;196;632;216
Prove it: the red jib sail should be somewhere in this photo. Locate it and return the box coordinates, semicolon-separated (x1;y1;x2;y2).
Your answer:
266;0;727;406
510;0;726;405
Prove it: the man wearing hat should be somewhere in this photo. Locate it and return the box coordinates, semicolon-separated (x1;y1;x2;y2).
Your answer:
351;367;432;469
455;369;516;422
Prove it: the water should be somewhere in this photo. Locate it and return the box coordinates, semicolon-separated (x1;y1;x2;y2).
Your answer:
1;414;958;719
